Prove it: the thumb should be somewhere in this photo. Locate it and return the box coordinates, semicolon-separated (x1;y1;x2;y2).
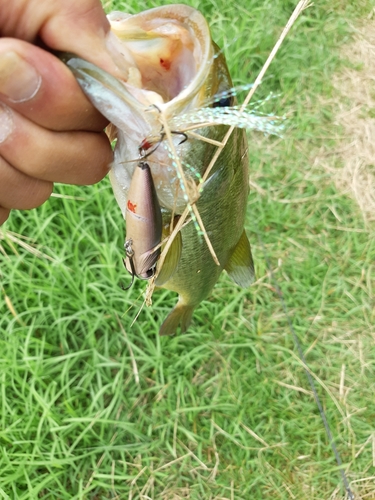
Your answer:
40;0;122;75
7;0;124;76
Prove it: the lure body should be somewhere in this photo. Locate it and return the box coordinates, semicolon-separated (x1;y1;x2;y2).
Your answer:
124;161;162;280
63;5;255;334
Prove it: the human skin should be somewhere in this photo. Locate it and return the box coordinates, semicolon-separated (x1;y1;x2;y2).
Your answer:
0;0;124;224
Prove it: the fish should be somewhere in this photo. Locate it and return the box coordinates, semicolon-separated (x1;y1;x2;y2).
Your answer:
62;4;257;335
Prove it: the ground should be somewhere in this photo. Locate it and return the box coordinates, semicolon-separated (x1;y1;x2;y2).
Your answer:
331;21;375;223
0;1;375;499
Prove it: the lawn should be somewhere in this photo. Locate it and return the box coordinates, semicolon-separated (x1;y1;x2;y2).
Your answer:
1;0;375;498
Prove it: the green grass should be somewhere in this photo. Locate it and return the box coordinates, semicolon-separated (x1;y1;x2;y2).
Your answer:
1;0;375;498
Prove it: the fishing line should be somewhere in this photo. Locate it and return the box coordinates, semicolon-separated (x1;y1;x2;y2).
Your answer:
257;233;354;500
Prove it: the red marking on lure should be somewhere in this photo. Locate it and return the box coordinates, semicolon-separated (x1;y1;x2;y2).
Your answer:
140;138;153;151
127;200;137;213
160;58;171;70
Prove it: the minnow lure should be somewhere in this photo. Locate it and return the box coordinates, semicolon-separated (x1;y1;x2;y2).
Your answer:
123;160;162;284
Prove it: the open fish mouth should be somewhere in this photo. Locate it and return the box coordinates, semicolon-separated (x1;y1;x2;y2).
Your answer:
105;5;212;109
67;4;214;120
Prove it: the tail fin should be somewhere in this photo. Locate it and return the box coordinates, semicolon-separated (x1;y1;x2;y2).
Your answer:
159;300;195;336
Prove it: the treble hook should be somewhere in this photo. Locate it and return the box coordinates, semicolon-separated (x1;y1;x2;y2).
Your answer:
138;130;188;160
121;240;137;290
121;257;135;290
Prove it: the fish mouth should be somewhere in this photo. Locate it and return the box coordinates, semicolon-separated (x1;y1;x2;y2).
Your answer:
106;4;213;112
60;6;218;216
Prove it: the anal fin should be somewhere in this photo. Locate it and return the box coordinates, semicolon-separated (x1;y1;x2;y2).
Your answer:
159;300;195;336
224;229;255;287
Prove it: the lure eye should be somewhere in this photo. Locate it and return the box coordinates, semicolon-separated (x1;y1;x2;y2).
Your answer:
143;266;156;279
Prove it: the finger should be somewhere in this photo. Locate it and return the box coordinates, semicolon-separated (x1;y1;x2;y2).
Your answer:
0;206;10;225
0;155;53;210
0;103;112;185
3;0;125;77
0;39;109;132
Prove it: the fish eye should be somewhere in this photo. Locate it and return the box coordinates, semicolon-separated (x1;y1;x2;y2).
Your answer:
213;95;234;108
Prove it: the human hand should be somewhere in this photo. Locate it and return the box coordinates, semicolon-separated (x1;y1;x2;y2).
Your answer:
0;0;121;224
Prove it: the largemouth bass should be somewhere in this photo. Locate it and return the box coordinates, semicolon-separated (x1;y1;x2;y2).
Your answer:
63;4;255;335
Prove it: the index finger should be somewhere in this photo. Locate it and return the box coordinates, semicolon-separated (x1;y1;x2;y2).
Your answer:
0;39;109;132
2;0;126;77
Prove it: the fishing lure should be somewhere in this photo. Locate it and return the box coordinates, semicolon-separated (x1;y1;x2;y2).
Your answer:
123;160;162;285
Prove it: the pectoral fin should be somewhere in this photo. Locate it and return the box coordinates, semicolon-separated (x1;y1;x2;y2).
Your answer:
224;230;255;287
155;228;182;286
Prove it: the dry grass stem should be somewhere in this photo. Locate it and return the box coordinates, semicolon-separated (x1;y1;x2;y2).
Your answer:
1;229;56;261
186;130;223;147
115;313;140;385
273;379;314;396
